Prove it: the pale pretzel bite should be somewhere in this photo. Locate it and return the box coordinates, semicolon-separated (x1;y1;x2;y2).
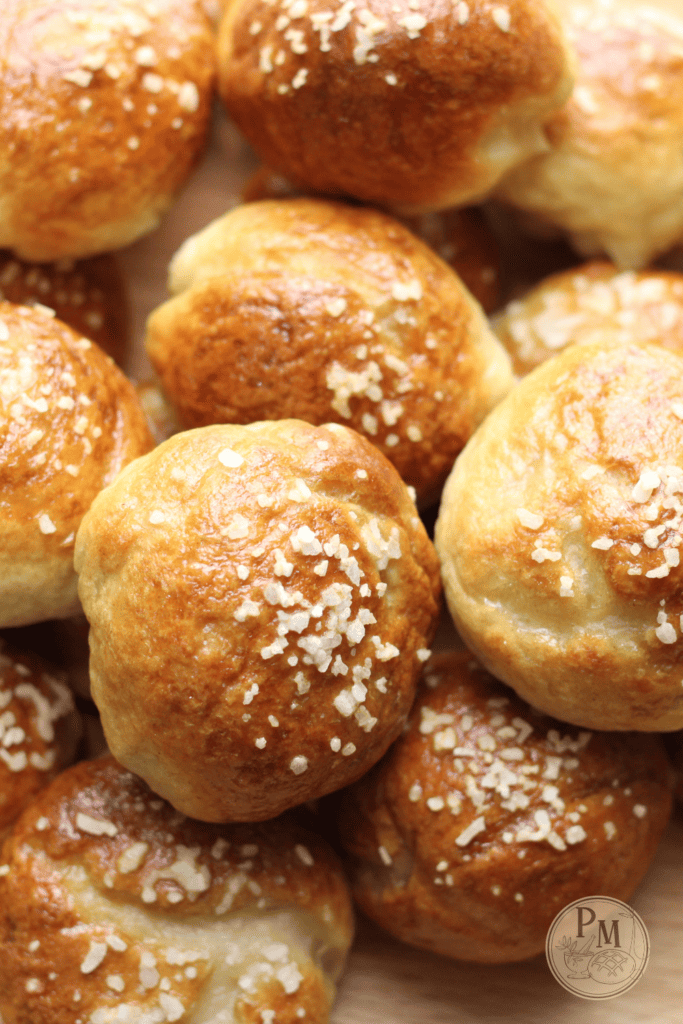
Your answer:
217;0;574;212
145;199;513;505
436;340;683;732
74;420;441;822
0;0;215;262
0;251;129;365
0;755;355;1024
0;301;154;629
497;0;683;269
493;261;683;378
0;640;81;843
339;651;672;963
241;168;502;313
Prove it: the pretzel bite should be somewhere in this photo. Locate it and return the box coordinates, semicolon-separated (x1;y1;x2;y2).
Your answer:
217;0;574;212
74;420;441;822
493;261;683;377
0;0;215;262
241;170;502;313
0;252;129;364
145;199;513;504
0;755;355;1024
0;640;80;842
0;302;154;629
497;0;683;268
436;340;683;732
339;651;672;963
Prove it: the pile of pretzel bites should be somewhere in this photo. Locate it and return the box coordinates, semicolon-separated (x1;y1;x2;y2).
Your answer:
0;1;681;1021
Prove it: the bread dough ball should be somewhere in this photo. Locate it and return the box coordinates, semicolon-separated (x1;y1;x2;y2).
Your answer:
0;0;215;261
217;0;574;212
436;341;683;731
0;302;153;628
146;198;513;504
340;651;672;962
75;420;441;821
0;755;354;1024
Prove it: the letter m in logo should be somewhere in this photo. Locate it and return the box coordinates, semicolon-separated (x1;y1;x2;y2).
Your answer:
597;919;620;948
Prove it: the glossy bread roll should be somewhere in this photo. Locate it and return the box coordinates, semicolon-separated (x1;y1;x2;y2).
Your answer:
340;651;672;963
0;640;80;842
497;0;683;268
0;756;355;1024
436;341;683;732
493;261;683;377
0;0;215;261
218;0;574;212
74;420;441;822
145;199;513;504
0;302;154;628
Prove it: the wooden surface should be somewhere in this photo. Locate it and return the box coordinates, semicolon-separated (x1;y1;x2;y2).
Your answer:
118;108;682;1024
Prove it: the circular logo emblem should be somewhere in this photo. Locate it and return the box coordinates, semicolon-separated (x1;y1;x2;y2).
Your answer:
546;896;650;1000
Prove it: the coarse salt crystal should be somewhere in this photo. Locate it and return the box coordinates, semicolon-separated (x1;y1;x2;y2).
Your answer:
656;622;677;644
295;844;314;866
455;816;486;847
516;508;543;530
64;69;93;87
76;813;118;837
178;81;200;112
80;941;108;974
218;448;244;468
135;45;157;66
565;825;587;845
491;6;511;31
632;469;660;503
142;72;164;93
325;298;347;317
38;513;56;534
